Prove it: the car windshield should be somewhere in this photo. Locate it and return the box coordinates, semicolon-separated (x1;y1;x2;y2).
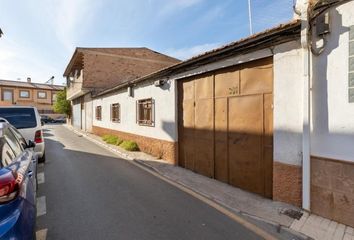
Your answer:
0;108;37;129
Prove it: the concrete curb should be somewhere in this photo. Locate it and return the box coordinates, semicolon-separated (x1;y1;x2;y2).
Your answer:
64;125;311;240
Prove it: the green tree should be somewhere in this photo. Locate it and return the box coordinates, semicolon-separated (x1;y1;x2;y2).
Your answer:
53;88;71;116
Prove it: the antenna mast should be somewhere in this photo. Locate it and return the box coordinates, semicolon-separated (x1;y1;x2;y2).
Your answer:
248;0;253;35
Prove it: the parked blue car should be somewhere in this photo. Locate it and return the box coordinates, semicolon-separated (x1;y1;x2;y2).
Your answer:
0;122;37;240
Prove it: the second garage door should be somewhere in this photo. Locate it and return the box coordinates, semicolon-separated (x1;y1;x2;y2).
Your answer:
178;57;273;198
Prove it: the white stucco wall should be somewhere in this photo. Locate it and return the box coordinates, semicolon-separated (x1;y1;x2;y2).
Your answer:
273;41;303;166
311;1;354;162
91;43;305;166
92;79;177;142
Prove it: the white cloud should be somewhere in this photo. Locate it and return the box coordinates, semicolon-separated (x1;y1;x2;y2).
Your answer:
165;42;222;60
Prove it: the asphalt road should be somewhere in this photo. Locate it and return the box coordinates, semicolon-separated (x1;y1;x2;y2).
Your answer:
36;125;263;240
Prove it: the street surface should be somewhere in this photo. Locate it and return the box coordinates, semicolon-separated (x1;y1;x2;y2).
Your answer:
36;124;262;240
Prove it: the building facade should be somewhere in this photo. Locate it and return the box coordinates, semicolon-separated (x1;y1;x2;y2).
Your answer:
66;0;354;228
64;47;180;132
0;78;65;118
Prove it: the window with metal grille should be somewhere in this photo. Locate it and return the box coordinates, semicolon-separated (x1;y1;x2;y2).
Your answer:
136;98;154;126
111;103;120;123
96;106;102;121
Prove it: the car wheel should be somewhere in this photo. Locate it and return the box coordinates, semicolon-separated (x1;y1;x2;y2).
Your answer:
38;152;46;163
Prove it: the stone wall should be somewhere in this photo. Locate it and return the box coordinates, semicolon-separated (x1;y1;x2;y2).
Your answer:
273;161;302;207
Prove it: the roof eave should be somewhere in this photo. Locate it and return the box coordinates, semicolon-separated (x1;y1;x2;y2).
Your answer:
93;20;301;98
63;48;83;77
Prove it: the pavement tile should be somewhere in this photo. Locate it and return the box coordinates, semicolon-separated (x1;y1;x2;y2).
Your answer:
343;233;352;240
333;224;346;240
345;227;354;235
320;218;332;230
291;214;309;231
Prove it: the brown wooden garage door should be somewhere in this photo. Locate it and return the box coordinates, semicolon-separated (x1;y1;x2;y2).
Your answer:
178;57;273;198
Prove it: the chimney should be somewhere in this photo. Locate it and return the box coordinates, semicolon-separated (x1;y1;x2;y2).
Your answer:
27;77;31;83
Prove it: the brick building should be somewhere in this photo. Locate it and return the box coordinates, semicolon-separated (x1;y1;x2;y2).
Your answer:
0;78;65;118
64;47;180;131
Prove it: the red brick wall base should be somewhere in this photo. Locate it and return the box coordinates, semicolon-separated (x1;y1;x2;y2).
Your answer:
92;126;177;164
311;156;354;228
273;161;302;207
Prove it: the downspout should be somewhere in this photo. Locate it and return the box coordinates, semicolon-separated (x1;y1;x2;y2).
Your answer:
300;1;311;211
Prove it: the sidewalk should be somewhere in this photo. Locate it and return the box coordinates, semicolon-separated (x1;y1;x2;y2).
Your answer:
65;125;354;240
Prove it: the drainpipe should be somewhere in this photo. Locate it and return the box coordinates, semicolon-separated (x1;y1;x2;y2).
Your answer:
300;1;311;211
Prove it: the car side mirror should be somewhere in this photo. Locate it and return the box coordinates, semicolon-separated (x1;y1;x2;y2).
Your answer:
27;140;36;149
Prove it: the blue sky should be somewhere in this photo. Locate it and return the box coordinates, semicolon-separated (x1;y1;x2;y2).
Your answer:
0;0;293;85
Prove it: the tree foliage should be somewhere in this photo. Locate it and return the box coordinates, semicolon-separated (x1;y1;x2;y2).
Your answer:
53;88;71;116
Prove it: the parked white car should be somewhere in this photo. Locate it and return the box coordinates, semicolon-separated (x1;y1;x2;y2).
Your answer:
0;106;46;162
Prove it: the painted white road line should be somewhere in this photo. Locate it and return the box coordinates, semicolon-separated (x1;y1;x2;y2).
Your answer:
36;229;47;240
36;196;47;217
37;172;45;184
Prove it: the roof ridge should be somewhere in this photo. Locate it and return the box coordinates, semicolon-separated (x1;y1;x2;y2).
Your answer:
0;79;65;87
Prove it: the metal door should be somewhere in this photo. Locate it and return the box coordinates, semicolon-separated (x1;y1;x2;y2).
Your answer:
72;103;81;129
178;57;273;198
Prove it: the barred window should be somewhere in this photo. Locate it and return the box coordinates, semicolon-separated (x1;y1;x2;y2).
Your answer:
111;103;120;123
137;98;154;126
96;106;102;121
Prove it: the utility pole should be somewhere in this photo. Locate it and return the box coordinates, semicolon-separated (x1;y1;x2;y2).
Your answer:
0;28;3;38
248;0;253;35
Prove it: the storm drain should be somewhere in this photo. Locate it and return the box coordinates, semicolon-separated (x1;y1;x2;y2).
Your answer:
280;208;303;220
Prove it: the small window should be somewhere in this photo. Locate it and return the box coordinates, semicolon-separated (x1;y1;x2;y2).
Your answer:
111;103;120;123
96;106;102;121
2;89;13;102
52;93;57;102
37;91;47;99
20;90;30;98
137;98;154;126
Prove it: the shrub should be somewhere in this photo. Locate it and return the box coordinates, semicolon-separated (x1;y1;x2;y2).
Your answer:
119;140;139;151
102;135;111;141
115;138;123;146
102;135;121;145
